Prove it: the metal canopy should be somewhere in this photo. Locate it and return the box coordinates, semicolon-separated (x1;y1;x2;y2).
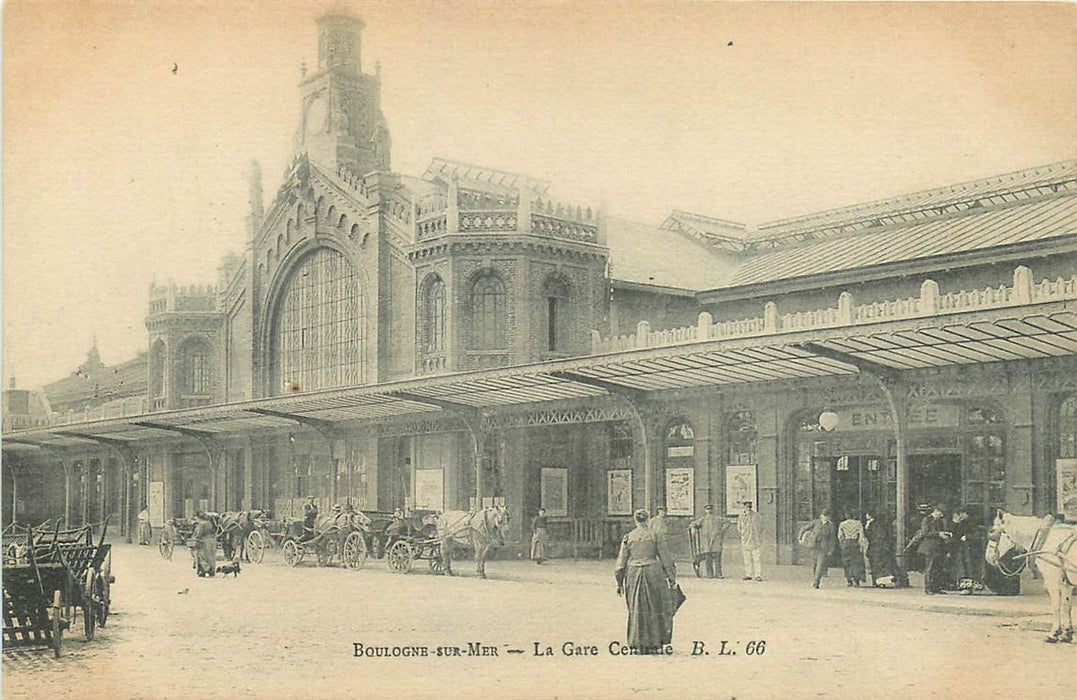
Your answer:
4;305;1074;446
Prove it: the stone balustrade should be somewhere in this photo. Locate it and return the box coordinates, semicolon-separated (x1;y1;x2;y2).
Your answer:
413;183;602;244
591;265;1077;353
52;396;149;426
148;282;218;314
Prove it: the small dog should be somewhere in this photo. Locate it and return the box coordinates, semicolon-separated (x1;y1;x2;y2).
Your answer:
215;560;241;577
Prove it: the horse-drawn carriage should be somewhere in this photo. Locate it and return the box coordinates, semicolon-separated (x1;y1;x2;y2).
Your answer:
276;509;372;569
379;507;510;578
157;510;266;562
368;510;442;574
2;519;114;657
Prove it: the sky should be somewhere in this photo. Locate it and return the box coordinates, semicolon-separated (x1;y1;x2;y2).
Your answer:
3;0;1076;390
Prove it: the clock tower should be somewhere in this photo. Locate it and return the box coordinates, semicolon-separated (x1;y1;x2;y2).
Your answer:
295;11;391;176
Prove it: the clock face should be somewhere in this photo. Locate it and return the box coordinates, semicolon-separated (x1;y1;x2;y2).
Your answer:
305;96;327;138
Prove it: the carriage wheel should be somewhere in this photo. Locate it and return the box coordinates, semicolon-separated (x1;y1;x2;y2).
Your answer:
428;544;444;573
158;535;174;560
52;590;63;658
387;540;413;574
246;531;267;564
343;532;368;570
283;539;303;567
83;569;97;641
96;556;111;627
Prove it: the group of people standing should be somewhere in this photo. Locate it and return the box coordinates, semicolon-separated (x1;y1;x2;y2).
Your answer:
797;502;979;594
798;508;899;589
688;502;764;581
905;502;979;595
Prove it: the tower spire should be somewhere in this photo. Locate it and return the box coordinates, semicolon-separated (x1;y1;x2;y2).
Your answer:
294;10;390;176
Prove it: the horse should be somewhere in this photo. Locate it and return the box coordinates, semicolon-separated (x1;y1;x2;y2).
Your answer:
436;507;510;579
986;510;1077;643
218;510;269;562
309;509;372;565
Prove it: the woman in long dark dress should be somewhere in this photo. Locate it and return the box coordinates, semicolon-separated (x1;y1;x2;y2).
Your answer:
191;512;217;577
530;508;549;564
614;508;676;652
864;509;896;586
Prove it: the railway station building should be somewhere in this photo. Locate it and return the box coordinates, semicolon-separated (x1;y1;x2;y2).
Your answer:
4;11;1077;565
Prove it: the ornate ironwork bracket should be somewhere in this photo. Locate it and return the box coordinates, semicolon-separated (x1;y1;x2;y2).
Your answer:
551;371;654;512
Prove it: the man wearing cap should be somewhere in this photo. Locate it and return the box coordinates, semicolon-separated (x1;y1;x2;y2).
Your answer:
737;501;764;581
690;504;729;578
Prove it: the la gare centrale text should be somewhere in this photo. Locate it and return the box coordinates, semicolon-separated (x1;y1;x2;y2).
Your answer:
352;640;767;658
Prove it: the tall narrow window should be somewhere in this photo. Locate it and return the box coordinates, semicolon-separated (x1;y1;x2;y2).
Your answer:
179;341;212;397
542;275;569;353
471;274;506;349
546;298;558;351
150;340;166;398
422;275;446;353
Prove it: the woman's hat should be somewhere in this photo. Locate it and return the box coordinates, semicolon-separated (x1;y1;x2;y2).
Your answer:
634;508;650;521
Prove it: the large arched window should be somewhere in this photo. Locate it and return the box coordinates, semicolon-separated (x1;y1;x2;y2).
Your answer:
421;275;446;353
471;273;505;350
272;247;365;394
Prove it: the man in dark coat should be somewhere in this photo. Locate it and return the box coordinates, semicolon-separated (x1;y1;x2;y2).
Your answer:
947;505;976;593
799;509;838;589
917;503;952;594
689;505;730;578
302;495;319;541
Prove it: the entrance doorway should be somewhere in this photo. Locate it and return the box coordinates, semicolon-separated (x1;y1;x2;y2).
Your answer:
829;455;888;520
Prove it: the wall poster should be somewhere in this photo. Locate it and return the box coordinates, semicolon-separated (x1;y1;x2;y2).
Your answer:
606;469;633;515
414;469;444;511
541;467;568;516
726;464;758;515
665;467;694;515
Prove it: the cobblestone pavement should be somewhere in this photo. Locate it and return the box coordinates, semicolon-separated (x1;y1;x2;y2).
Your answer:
3;543;1072;700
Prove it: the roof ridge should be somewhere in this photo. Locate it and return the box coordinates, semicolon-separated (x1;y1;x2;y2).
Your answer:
754;159;1077;238
424;157;551;194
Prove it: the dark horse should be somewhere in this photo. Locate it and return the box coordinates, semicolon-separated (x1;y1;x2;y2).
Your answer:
218;510;269;562
290;509;372;565
436;507;510;579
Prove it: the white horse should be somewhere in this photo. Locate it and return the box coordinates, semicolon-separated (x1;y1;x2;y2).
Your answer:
436;507;510;579
986;511;1077;643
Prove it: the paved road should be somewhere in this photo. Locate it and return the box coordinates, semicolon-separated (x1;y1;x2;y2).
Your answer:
3;543;1072;700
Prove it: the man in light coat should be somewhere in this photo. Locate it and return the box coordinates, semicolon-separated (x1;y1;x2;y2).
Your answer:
690;504;729;578
649;506;669;543
737;501;764;581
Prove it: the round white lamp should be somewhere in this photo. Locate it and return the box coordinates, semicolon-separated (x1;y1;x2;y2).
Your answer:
818;410;840;432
